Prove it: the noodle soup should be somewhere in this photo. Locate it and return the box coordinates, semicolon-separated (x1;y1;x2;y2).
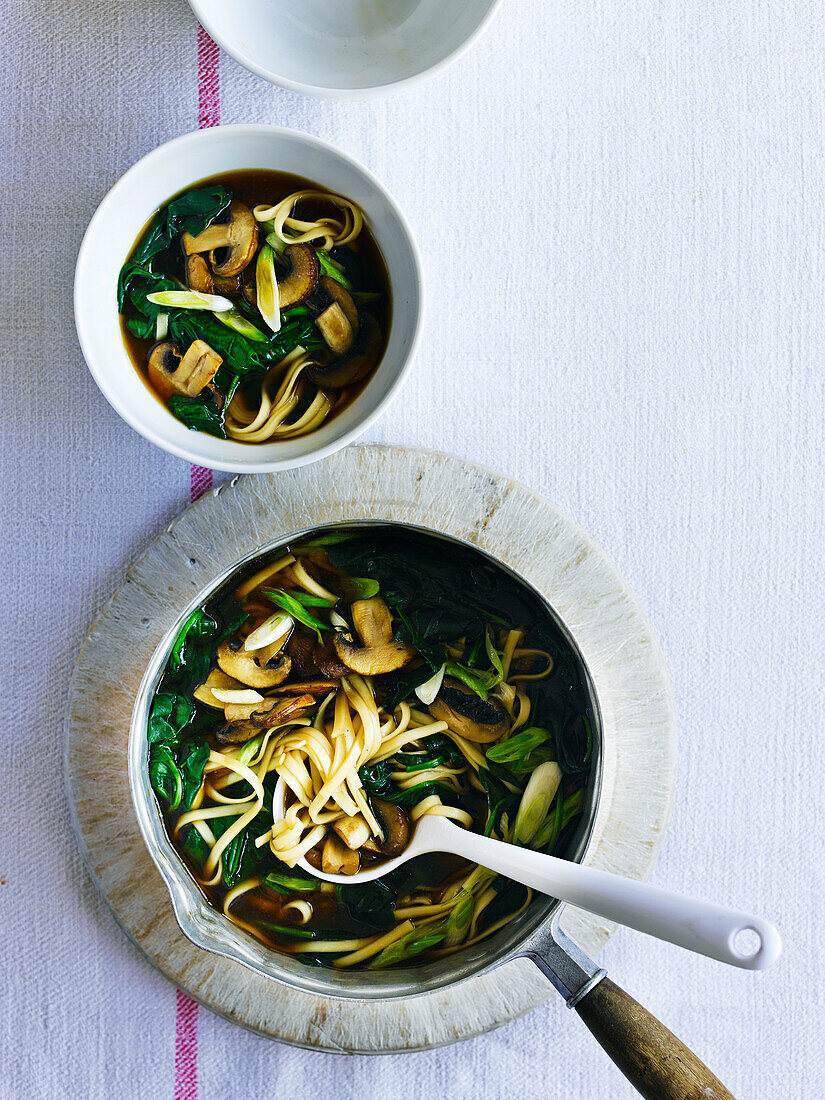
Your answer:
146;530;594;970
118;170;391;444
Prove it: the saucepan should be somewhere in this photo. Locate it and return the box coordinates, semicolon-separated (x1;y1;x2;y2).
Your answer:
129;519;776;1099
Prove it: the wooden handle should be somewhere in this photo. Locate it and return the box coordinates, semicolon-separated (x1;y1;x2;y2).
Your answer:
575;978;736;1100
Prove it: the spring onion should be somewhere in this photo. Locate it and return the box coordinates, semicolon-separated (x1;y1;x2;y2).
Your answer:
214;307;267;342
256;244;281;334
146;290;233;312
513;762;562;845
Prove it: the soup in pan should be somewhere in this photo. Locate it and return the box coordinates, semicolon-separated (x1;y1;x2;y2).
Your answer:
118;170;391;443
147;530;594;970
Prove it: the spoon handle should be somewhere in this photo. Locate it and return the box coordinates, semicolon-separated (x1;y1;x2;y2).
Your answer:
443;826;781;969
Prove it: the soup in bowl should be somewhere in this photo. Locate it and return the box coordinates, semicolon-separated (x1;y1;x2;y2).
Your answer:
75;126;423;472
131;522;601;992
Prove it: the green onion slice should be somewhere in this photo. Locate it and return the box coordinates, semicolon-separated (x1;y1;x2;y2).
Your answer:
256;245;281;334
146;290;233;312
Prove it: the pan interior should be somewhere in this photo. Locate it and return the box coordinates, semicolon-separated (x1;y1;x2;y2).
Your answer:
130;519;603;1000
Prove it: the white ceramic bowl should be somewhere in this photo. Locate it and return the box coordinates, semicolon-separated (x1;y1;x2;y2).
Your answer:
187;0;505;97
75;125;424;473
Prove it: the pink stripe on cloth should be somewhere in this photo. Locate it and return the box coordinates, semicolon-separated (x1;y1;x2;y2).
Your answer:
173;24;221;1100
173;990;199;1100
190;464;213;501
197;26;221;130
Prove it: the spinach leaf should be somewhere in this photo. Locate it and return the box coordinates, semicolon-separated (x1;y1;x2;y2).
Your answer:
149;744;182;809
357;758;455;806
221;829;248;887
179;742;210;810
375;781;457;807
168;392;227;438
339;879;397;930
357;758;394;794
337;576;379;601
556;714;593;774
117;262;176;325
131;185;231;268
476;881;528;932
166;608;218;691
147;693;195;745
394;734;464;771
379;662;435;712
168;308;323;378
181;825;210;868
210;593;249;643
478;766;520;836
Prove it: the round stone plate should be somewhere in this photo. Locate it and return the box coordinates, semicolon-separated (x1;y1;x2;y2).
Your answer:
65;445;677;1053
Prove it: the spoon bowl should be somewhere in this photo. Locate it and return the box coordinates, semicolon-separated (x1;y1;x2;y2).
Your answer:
272;778;781;971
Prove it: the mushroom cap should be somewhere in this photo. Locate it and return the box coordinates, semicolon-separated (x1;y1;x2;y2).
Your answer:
307;313;383;389
216;639;292;688
277;243;320;309
182;200;258;278
371;799;411;856
186;253;214;295
428;678;510;743
332;628;416;675
146;341;183;400
312;276;359;329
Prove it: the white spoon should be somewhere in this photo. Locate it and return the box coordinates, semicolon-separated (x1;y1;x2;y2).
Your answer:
273;778;781;970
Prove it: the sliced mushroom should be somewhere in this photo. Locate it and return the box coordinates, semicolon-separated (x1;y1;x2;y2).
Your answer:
270;679;339;695
306;313;382;389
315;302;356;356
148;339;222;400
214;720;261;745
213;272;242;297
429;678;509;743
186;253;213;294
322;832;360;875
314;277;359;328
332;814;372;851
311;278;359;356
371;799;411;856
216;694;315;743
276;243;319;309
193;668;246;709
182;200;258;277
224;692;314;726
216;638;292;689
313;643;346;679
333;629;416;676
351;597;393;647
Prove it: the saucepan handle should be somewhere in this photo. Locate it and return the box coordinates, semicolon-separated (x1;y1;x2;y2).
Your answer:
574;977;736;1100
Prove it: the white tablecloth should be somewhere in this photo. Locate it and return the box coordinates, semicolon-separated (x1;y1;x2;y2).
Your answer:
2;0;823;1095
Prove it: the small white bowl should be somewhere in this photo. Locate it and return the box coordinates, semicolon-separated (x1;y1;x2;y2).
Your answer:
187;0;504;97
75;125;424;473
